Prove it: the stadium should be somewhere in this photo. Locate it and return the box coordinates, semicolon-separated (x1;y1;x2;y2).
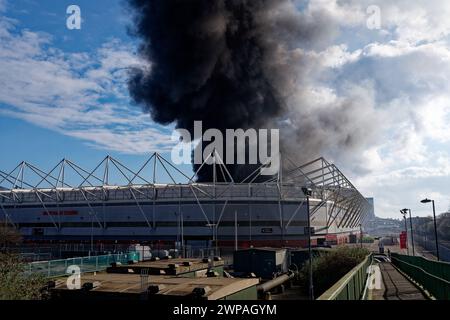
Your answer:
0;152;369;249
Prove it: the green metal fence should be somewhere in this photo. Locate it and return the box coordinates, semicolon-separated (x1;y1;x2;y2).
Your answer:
317;254;372;300
391;253;450;300
27;252;139;278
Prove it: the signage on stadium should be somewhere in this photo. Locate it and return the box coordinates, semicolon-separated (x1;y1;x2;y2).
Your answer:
42;210;78;216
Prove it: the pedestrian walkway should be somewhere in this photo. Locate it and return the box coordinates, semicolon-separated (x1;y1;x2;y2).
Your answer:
379;262;428;300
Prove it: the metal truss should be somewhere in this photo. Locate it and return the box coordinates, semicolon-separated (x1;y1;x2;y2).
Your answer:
0;153;370;232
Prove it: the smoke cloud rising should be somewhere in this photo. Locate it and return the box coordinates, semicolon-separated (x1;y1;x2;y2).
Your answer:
127;0;377;181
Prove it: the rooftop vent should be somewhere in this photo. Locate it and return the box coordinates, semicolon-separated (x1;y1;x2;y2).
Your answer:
192;286;211;298
82;281;101;291
148;284;166;294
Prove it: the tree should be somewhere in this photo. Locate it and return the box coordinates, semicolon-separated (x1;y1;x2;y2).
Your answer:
437;216;450;241
0;222;22;252
0;223;46;300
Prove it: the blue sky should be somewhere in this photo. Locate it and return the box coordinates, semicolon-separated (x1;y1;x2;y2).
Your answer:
6;0;131;51
0;0;185;175
1;0;450;218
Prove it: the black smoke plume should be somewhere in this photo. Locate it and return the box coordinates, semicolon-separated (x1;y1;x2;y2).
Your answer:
126;0;377;181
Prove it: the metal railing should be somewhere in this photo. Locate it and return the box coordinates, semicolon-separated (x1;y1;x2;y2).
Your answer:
317;254;372;300
391;253;450;300
26;252;139;278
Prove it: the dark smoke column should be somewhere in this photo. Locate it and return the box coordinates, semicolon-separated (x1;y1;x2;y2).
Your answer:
127;0;285;182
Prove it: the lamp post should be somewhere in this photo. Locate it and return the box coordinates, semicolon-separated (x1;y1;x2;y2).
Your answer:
176;212;180;250
400;210;409;255
421;198;440;261
359;224;363;248
302;187;314;300
181;211;184;258
234;210;238;251
90;213;94;255
205;223;217;257
401;208;415;256
177;211;185;257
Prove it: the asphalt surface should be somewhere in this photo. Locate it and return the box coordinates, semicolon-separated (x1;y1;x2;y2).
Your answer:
379;262;427;300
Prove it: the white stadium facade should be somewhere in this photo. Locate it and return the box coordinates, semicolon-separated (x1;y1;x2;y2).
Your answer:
0;152;369;248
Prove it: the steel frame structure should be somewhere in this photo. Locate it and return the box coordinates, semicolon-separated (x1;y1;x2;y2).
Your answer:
0;152;369;236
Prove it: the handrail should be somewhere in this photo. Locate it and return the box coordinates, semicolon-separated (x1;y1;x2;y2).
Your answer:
391;256;450;285
361;257;374;300
318;254;372;300
391;254;450;300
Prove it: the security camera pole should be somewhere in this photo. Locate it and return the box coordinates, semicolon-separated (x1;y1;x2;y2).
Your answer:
302;187;314;300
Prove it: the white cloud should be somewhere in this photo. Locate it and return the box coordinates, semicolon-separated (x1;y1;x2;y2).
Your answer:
0;15;174;155
417;96;450;143
280;1;450;218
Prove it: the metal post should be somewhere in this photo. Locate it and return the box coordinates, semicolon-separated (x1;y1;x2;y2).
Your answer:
306;195;314;300
432;200;440;261
404;216;409;255
214;224;218;257
234;210;238;251
91;213;94;255
176;211;180;248
408;209;415;256
181;211;184;258
359;224;363;248
210;225;214;258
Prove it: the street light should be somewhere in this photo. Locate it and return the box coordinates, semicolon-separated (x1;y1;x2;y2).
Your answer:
302;186;314;300
399;210;410;255
420;198;440;261
359;224;363;248
401;208;415;256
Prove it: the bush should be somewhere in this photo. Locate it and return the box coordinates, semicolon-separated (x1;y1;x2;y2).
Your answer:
298;246;369;298
0;223;22;252
0;224;46;300
362;236;375;243
0;253;47;300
